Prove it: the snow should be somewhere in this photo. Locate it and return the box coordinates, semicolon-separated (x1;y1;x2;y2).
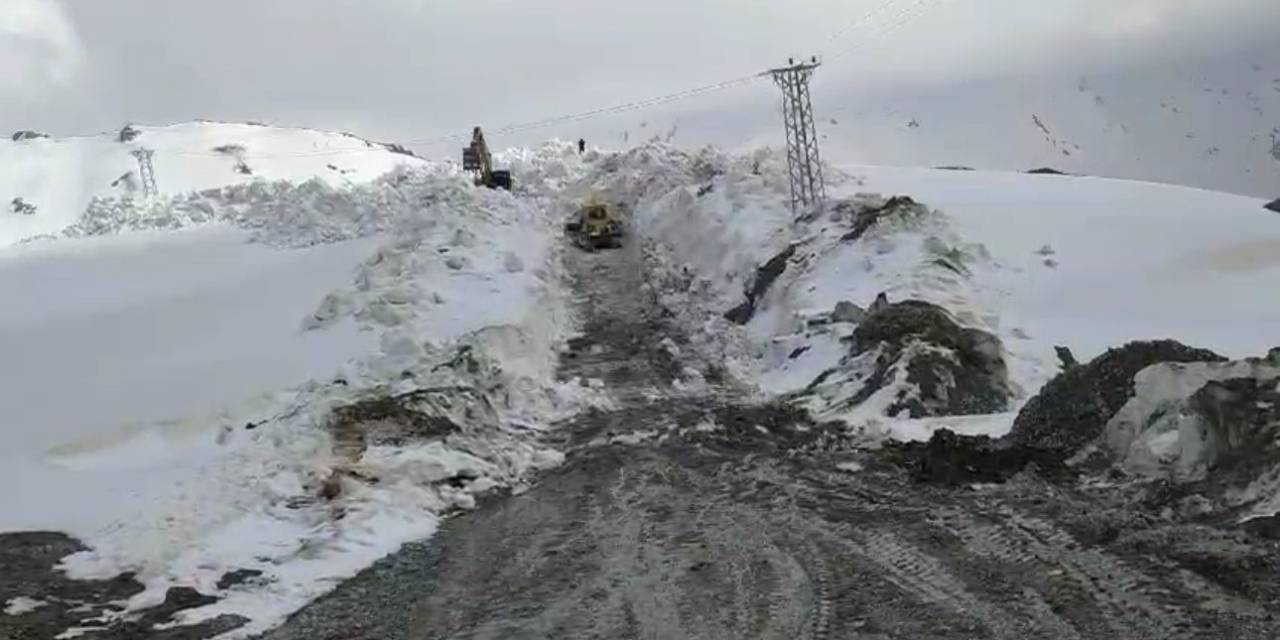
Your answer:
871;413;1019;443
4;128;1278;634
4;596;48;615
851;165;1280;366
628;144;1280;441
0;228;380;468
0;127;581;637
1;121;426;245
1104;359;1280;478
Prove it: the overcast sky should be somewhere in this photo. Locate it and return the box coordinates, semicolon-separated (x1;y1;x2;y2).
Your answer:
3;0;1279;194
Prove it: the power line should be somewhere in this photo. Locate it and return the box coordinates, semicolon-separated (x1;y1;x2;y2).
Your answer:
816;0;904;57
82;3;948;162
825;0;944;65
152;74;767;159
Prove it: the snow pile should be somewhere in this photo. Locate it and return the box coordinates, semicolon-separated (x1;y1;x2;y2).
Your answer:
744;194;1000;412
0;156;582;636
801;299;1013;426
1008;340;1228;456
61;167;511;251
56;338;575;638
1106;356;1280;476
498;140;597;199
1099;352;1280;520
621;146;1280;442
597;145;1004;433
1;121;427;245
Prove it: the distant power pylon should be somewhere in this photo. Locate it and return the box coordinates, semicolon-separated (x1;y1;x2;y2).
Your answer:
130;148;158;197
768;57;825;213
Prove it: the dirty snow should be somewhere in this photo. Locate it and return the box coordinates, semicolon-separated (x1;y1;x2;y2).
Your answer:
1105;358;1280;478
4;596;48;615
836;461;864;473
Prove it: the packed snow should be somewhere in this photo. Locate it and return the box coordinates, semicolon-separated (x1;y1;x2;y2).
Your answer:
0;127;589;637
1104;357;1280;481
619;144;1280;441
1;121;426;245
3;597;48;616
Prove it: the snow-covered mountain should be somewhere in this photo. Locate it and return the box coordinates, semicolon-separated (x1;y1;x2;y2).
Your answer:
559;42;1280;200
1;127;1278;637
1;121;426;244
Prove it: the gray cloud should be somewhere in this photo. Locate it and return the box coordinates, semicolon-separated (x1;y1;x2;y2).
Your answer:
0;0;82;93
1;0;1277;195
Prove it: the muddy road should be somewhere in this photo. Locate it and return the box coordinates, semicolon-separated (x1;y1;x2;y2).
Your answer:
258;233;1280;640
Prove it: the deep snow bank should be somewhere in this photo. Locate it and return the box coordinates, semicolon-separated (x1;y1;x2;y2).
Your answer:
906;342;1280;526
1;121;426;245
604;143;1280;442
1098;351;1280;522
0;160;582;636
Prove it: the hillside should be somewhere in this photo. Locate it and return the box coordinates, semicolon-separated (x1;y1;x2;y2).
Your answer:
632;153;1280;437
2;134;1279;639
1;121;426;244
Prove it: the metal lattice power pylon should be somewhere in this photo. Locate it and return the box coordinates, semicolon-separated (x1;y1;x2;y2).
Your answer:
130;148;158;197
768;57;825;213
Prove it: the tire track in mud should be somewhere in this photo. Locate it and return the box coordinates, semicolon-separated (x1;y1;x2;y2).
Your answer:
936;507;1196;640
848;528;1025;639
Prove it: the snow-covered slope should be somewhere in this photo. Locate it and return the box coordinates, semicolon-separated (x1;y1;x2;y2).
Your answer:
1;121;425;244
850;166;1280;367
3;132;1276;636
0;139;582;636
620;144;1280;439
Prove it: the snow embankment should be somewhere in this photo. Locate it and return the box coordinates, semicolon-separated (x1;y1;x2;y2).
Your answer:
1;121;426;245
0;160;581;636
1091;351;1280;524
621;144;1280;441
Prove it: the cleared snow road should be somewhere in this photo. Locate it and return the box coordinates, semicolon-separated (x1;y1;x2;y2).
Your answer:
257;225;1280;640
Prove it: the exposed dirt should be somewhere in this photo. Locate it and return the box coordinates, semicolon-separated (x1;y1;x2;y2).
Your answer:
724;244;797;325
835;195;928;243
0;532;248;640
850;299;1013;417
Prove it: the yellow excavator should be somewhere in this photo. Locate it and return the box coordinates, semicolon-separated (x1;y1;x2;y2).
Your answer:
462;127;512;190
565;198;624;251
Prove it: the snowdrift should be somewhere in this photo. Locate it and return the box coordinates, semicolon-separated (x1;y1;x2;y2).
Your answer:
602;144;1280;441
0;138;586;636
1;121;426;245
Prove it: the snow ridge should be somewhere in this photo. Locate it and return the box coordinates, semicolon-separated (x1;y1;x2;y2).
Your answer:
1;147;589;637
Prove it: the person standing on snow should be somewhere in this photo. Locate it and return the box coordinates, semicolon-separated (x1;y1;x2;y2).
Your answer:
578;138;586;154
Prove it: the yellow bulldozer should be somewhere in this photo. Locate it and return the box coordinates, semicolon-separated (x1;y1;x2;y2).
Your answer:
565;199;624;251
